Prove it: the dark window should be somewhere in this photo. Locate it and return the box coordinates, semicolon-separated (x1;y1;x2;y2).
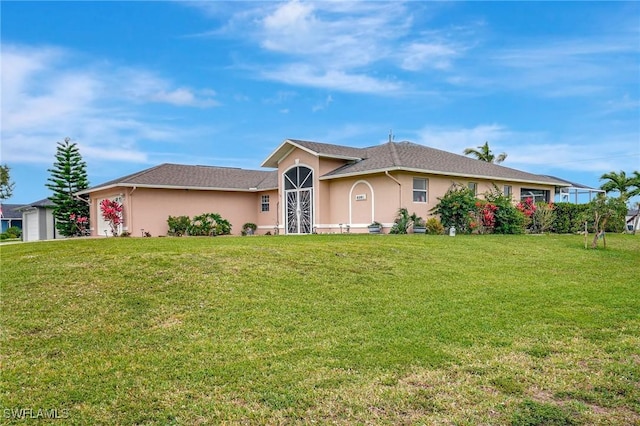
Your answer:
261;195;270;212
284;166;313;190
520;188;550;203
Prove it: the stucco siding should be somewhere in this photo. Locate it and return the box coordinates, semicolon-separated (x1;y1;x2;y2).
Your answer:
89;187;266;236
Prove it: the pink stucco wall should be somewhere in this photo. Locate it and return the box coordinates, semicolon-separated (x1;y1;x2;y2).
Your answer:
89;187;278;237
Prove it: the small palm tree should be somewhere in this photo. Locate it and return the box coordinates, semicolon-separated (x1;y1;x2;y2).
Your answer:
629;171;640;198
463;141;507;164
599;170;632;199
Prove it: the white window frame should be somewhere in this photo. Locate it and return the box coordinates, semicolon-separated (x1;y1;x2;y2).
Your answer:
413;178;428;203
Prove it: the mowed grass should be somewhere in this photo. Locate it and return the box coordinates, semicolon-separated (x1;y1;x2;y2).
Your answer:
1;234;638;425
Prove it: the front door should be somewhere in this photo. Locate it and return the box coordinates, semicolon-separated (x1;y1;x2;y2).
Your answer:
284;166;313;234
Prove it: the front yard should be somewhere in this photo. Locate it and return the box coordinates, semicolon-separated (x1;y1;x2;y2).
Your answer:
1;234;638;424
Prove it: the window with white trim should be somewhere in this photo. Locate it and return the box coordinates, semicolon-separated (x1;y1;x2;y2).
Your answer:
261;195;270;212
503;185;512;198
413;178;428;203
468;182;478;196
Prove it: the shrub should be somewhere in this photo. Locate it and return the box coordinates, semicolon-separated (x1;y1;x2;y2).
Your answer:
530;202;556;234
431;184;476;234
100;199;123;236
0;233;8;240
470;200;498;234
167;215;190;236
484;186;525;234
188;213;232;236
390;208;411;234
5;226;22;239
425;217;444;235
241;223;257;236
552;203;589;233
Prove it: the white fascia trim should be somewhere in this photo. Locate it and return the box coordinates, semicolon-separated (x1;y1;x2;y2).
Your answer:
319;166;570;187
78;183;278;195
276;146;297;166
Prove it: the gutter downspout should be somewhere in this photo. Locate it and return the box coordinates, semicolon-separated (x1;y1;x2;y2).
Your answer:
385;171;402;208
129;186;137;236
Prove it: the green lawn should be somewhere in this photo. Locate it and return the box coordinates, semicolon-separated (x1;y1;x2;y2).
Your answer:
1;234;638;425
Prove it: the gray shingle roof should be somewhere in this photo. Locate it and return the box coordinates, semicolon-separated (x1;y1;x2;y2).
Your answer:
321;141;568;186
288;139;366;159
81;163;277;194
1;204;25;219
16;198;55;211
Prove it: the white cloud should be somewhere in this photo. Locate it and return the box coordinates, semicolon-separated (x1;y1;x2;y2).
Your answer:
1;43;218;165
417;124;640;175
261;64;403;94
400;42;459;71
191;1;465;94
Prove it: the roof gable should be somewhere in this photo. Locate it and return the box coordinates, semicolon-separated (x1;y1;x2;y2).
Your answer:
261;139;364;168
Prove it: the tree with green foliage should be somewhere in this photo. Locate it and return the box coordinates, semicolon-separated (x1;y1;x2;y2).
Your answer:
46;138;90;237
599;170;633;199
463;141;507;164
582;194;627;248
431;184;477;234
0;164;15;200
629;171;640;198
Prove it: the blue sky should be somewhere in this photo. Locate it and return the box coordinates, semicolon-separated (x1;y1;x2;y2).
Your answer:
2;1;639;204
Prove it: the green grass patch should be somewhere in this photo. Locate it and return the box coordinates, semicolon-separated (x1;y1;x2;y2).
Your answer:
1;234;639;424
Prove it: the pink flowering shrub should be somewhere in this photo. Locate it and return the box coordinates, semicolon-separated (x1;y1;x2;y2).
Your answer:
470;200;499;234
69;213;89;236
100;199;123;236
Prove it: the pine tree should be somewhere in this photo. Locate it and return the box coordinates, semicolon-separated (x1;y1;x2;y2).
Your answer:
46;138;90;236
0;164;15;200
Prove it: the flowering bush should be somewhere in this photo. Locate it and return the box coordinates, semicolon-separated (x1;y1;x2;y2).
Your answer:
431;184;476;234
69;213;89;236
482;185;525;234
470;200;499;234
100;199;123;236
516;197;537;218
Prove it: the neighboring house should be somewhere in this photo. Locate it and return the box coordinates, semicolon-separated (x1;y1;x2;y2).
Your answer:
78;139;570;236
17;198;60;242
627;209;640;232
1;204;23;233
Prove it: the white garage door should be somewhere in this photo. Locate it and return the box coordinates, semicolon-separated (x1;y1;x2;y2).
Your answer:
25;211;39;242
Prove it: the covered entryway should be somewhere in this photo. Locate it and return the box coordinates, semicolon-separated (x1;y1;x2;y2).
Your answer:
284;166;313;234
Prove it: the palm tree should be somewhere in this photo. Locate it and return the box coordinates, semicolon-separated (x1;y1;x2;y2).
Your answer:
629;171;640;198
463;141;507;164
599;170;632;199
